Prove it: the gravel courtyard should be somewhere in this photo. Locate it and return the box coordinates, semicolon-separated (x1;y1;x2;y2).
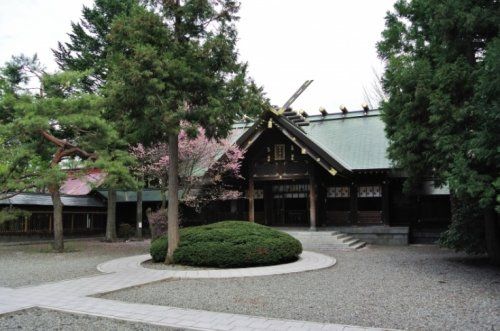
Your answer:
0;308;178;331
0;239;149;287
101;245;500;331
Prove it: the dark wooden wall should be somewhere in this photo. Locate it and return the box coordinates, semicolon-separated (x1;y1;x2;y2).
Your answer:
0;205;106;238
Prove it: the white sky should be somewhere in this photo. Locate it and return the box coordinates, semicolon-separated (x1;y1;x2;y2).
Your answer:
0;0;395;113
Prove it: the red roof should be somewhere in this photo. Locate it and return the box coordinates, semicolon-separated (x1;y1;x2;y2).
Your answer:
60;169;106;195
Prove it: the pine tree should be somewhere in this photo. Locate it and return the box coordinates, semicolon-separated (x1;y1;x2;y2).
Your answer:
54;0;139;241
53;0;137;92
105;1;266;263
0;55;133;251
377;0;499;263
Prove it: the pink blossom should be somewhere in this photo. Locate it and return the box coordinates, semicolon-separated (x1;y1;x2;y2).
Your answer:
131;122;244;210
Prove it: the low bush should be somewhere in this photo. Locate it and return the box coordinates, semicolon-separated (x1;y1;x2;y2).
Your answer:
150;221;302;268
147;208;167;240
118;223;135;239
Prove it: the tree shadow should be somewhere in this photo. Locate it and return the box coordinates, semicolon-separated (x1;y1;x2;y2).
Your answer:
445;254;499;270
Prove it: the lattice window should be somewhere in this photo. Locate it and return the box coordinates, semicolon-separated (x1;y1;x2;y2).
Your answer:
357;185;382;198
274;144;285;160
327;186;350;198
254;189;264;199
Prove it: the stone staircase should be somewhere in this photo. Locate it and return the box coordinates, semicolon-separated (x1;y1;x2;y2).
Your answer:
283;230;367;252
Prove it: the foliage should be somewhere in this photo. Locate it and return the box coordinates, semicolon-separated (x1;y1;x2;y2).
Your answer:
377;0;499;254
105;1;268;260
439;198;485;254
150;221;303;267
105;1;267;145
446;38;500;213
118;223;135;239
0;207;31;224
131;123;243;210
0;54;134;250
147;208;168;240
53;0;138;92
0;55;129;192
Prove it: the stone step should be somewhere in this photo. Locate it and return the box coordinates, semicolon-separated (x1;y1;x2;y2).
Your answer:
345;238;360;246
284;230;367;251
351;241;367;249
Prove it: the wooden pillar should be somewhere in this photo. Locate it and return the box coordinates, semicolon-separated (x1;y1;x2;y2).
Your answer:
248;176;255;222
71;214;74;233
263;184;273;225
309;171;317;231
24;216;28;233
49;215;52;233
382;180;390;225
350;183;358;224
317;182;326;228
136;190;143;239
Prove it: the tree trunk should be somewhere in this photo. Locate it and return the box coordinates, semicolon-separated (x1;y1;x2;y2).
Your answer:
136;189;143;239
106;189;117;242
166;132;179;264
50;189;64;252
160;190;167;210
485;208;500;266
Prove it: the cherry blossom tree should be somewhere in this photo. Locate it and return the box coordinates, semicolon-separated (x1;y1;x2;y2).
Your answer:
131;123;243;237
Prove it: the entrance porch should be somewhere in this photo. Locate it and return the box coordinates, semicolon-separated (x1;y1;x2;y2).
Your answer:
249;179;318;230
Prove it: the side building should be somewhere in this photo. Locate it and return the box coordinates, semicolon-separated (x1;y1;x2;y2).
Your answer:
0;193;106;240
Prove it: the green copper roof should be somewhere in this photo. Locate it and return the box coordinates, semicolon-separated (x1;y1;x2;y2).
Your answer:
232;110;392;170
97;189;197;203
98;190;163;202
304;111;391;170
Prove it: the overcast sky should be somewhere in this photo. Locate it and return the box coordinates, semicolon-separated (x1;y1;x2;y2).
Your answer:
0;0;395;113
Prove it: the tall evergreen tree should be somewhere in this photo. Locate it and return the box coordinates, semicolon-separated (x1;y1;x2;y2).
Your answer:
0;55;133;251
53;0;137;92
54;0;139;240
105;0;266;263
377;0;499;263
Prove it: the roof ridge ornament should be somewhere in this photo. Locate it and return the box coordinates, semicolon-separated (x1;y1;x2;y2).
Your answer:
362;103;370;114
267;81;313;128
281;80;313;110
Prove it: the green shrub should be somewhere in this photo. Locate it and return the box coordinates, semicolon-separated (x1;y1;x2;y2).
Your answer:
150;221;302;267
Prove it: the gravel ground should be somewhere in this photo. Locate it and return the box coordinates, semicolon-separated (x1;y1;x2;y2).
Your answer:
101;245;500;331
0;239;149;288
0;308;180;330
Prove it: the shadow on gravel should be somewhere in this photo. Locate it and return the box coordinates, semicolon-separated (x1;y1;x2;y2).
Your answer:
446;255;500;270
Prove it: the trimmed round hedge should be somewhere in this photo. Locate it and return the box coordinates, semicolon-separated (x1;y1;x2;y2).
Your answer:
150;221;302;268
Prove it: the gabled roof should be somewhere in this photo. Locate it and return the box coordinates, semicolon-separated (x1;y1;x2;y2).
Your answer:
0;193;105;207
304;111;391;170
232;109;392;172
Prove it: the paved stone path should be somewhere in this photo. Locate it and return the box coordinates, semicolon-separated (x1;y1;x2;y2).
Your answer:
0;252;395;331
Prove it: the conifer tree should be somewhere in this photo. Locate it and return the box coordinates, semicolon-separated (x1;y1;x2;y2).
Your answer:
0;55;133;251
53;0;138;92
106;1;266;263
377;0;499;263
54;0;139;240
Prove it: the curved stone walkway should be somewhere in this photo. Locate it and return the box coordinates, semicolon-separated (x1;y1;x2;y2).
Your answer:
0;252;397;331
97;251;336;278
